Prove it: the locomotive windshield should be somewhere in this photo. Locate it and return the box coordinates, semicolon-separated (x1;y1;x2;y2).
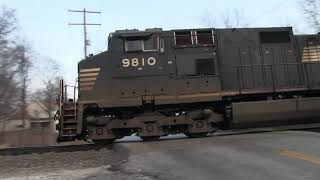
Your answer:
125;35;159;52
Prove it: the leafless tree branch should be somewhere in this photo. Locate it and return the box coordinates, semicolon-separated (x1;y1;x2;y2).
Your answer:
0;7;32;121
300;0;320;32
202;8;249;28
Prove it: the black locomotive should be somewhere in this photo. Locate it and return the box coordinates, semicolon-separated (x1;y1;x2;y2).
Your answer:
55;27;320;143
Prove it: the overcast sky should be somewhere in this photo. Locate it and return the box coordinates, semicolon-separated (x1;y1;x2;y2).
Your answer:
0;0;314;89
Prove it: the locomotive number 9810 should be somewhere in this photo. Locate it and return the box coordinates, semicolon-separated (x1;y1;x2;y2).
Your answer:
122;57;157;68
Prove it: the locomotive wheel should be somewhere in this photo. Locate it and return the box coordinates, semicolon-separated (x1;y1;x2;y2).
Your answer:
140;136;160;142
184;132;208;138
92;139;116;145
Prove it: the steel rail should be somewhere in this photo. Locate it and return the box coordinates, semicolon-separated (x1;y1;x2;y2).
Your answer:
0;123;320;156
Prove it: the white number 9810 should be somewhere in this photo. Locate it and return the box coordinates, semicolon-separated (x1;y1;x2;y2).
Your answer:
122;57;156;68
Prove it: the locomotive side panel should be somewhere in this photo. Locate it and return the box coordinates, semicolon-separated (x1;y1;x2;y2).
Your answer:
217;27;305;93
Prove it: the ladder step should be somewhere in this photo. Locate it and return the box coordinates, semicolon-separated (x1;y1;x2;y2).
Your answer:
62;134;76;137
63;131;76;134
60;134;77;137
64;105;76;108
64;114;76;117
62;132;77;136
63;127;77;130
58;134;77;142
63;121;77;124
63;125;77;129
64;108;76;111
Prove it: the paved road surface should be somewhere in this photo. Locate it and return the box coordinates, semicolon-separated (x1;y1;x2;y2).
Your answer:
0;131;320;180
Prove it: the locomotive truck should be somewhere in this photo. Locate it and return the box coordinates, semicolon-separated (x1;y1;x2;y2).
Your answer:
55;27;320;144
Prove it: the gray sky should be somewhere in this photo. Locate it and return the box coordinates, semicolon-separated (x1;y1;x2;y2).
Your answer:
0;0;313;89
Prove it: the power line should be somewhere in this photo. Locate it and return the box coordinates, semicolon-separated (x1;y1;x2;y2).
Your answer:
68;9;101;58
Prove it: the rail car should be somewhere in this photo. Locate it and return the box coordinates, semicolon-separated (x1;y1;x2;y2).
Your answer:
55;27;320;144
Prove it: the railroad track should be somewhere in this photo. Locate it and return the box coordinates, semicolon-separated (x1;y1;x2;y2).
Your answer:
1;123;320;156
0;143;114;156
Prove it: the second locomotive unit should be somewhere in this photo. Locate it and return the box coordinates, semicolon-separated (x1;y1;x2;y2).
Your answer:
56;27;320;144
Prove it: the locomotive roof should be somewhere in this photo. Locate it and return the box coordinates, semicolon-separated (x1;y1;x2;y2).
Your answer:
111;27;294;37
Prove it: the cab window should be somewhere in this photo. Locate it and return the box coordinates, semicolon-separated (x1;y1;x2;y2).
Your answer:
125;39;143;52
125;36;158;52
144;36;158;51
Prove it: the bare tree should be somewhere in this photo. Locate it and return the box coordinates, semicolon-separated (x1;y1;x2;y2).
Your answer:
15;45;32;124
0;7;32;121
201;11;216;28
42;77;60;119
222;9;249;28
300;0;320;32
33;78;60;119
32;58;61;119
0;7;20;120
202;8;249;28
0;7;60;122
0;6;16;39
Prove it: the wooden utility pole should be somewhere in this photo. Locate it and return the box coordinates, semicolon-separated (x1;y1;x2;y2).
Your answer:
18;46;29;127
68;9;101;58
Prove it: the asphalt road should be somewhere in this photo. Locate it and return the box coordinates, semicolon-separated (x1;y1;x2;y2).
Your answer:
1;130;320;180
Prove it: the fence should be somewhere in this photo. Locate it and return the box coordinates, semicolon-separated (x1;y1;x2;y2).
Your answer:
0;129;58;148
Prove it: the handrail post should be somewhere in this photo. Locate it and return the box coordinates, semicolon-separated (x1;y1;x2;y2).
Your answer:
236;66;242;93
64;85;67;103
271;64;276;91
73;84;77;121
59;79;64;117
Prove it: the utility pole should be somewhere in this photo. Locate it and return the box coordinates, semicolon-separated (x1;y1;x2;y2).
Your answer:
18;46;29;128
68;9;101;58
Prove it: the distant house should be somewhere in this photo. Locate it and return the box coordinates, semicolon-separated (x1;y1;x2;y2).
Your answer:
2;100;57;132
0;100;58;147
25;100;57;133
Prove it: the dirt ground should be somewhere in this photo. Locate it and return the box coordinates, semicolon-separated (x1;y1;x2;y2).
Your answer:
0;143;153;180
